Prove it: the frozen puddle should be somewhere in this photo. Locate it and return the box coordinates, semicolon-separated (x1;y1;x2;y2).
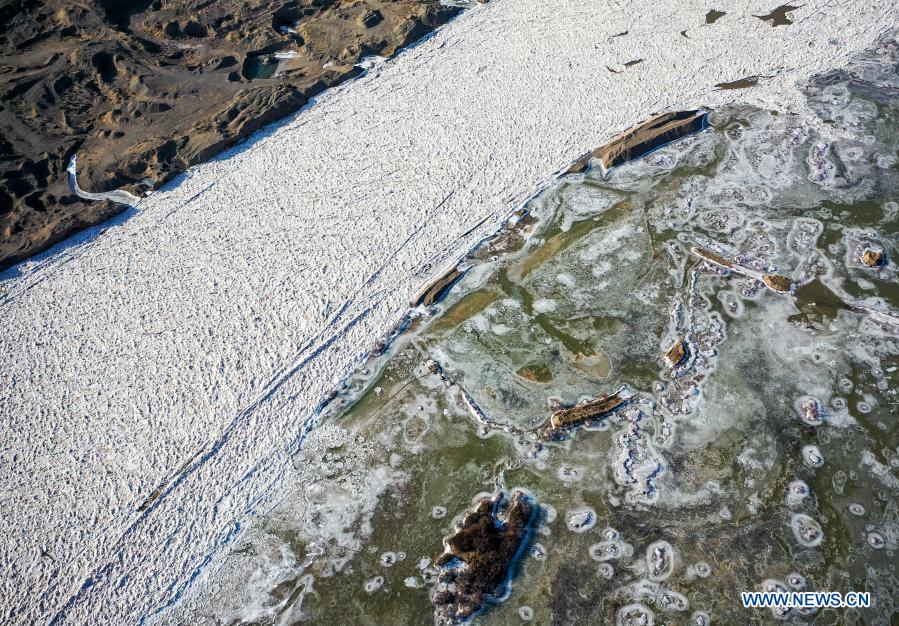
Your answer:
1;1;898;623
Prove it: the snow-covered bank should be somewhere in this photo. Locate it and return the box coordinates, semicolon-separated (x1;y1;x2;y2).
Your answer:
1;1;896;623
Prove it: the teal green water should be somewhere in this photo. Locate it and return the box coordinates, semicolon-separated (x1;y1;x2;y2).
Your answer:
178;41;899;626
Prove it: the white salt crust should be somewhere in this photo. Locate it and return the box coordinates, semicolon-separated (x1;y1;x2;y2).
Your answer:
1;1;897;623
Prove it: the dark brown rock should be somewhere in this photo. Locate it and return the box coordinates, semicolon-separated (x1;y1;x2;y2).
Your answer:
433;491;536;623
540;390;626;439
756;4;800;27
692;246;793;294
715;76;760;90
761;274;792;292
705;10;726;24
861;247;884;267
663;338;687;368
567;110;707;174
415;266;465;307
359;9;383;28
691;245;738;269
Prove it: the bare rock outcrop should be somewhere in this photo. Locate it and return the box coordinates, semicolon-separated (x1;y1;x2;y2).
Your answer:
432;491;537;623
0;0;460;270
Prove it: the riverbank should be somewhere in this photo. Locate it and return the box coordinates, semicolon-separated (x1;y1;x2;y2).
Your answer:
0;0;461;271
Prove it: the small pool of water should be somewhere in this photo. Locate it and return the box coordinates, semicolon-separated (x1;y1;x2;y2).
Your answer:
242;55;280;80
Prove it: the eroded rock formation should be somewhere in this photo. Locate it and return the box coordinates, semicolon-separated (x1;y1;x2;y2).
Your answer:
0;0;460;269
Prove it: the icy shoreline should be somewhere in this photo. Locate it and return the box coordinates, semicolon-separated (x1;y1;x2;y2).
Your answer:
1;1;897;623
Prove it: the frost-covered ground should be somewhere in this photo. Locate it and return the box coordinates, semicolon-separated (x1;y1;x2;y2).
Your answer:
1;1;897;623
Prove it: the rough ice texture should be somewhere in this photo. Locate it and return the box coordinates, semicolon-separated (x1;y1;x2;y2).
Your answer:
1;1;897;623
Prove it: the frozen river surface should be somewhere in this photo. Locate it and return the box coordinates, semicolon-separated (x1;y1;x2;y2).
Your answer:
1;0;897;623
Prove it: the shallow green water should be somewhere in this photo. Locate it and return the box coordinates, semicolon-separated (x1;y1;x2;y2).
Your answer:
243;55;279;80
175;40;899;626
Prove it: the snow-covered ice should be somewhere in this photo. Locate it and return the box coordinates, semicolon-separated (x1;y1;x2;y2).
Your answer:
1;0;897;623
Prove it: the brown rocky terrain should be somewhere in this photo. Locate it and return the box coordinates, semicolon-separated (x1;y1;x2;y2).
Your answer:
566;109;708;174
432;491;537;623
0;0;461;270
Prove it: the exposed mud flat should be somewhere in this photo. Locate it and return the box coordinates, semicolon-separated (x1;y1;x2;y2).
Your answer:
0;0;460;269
